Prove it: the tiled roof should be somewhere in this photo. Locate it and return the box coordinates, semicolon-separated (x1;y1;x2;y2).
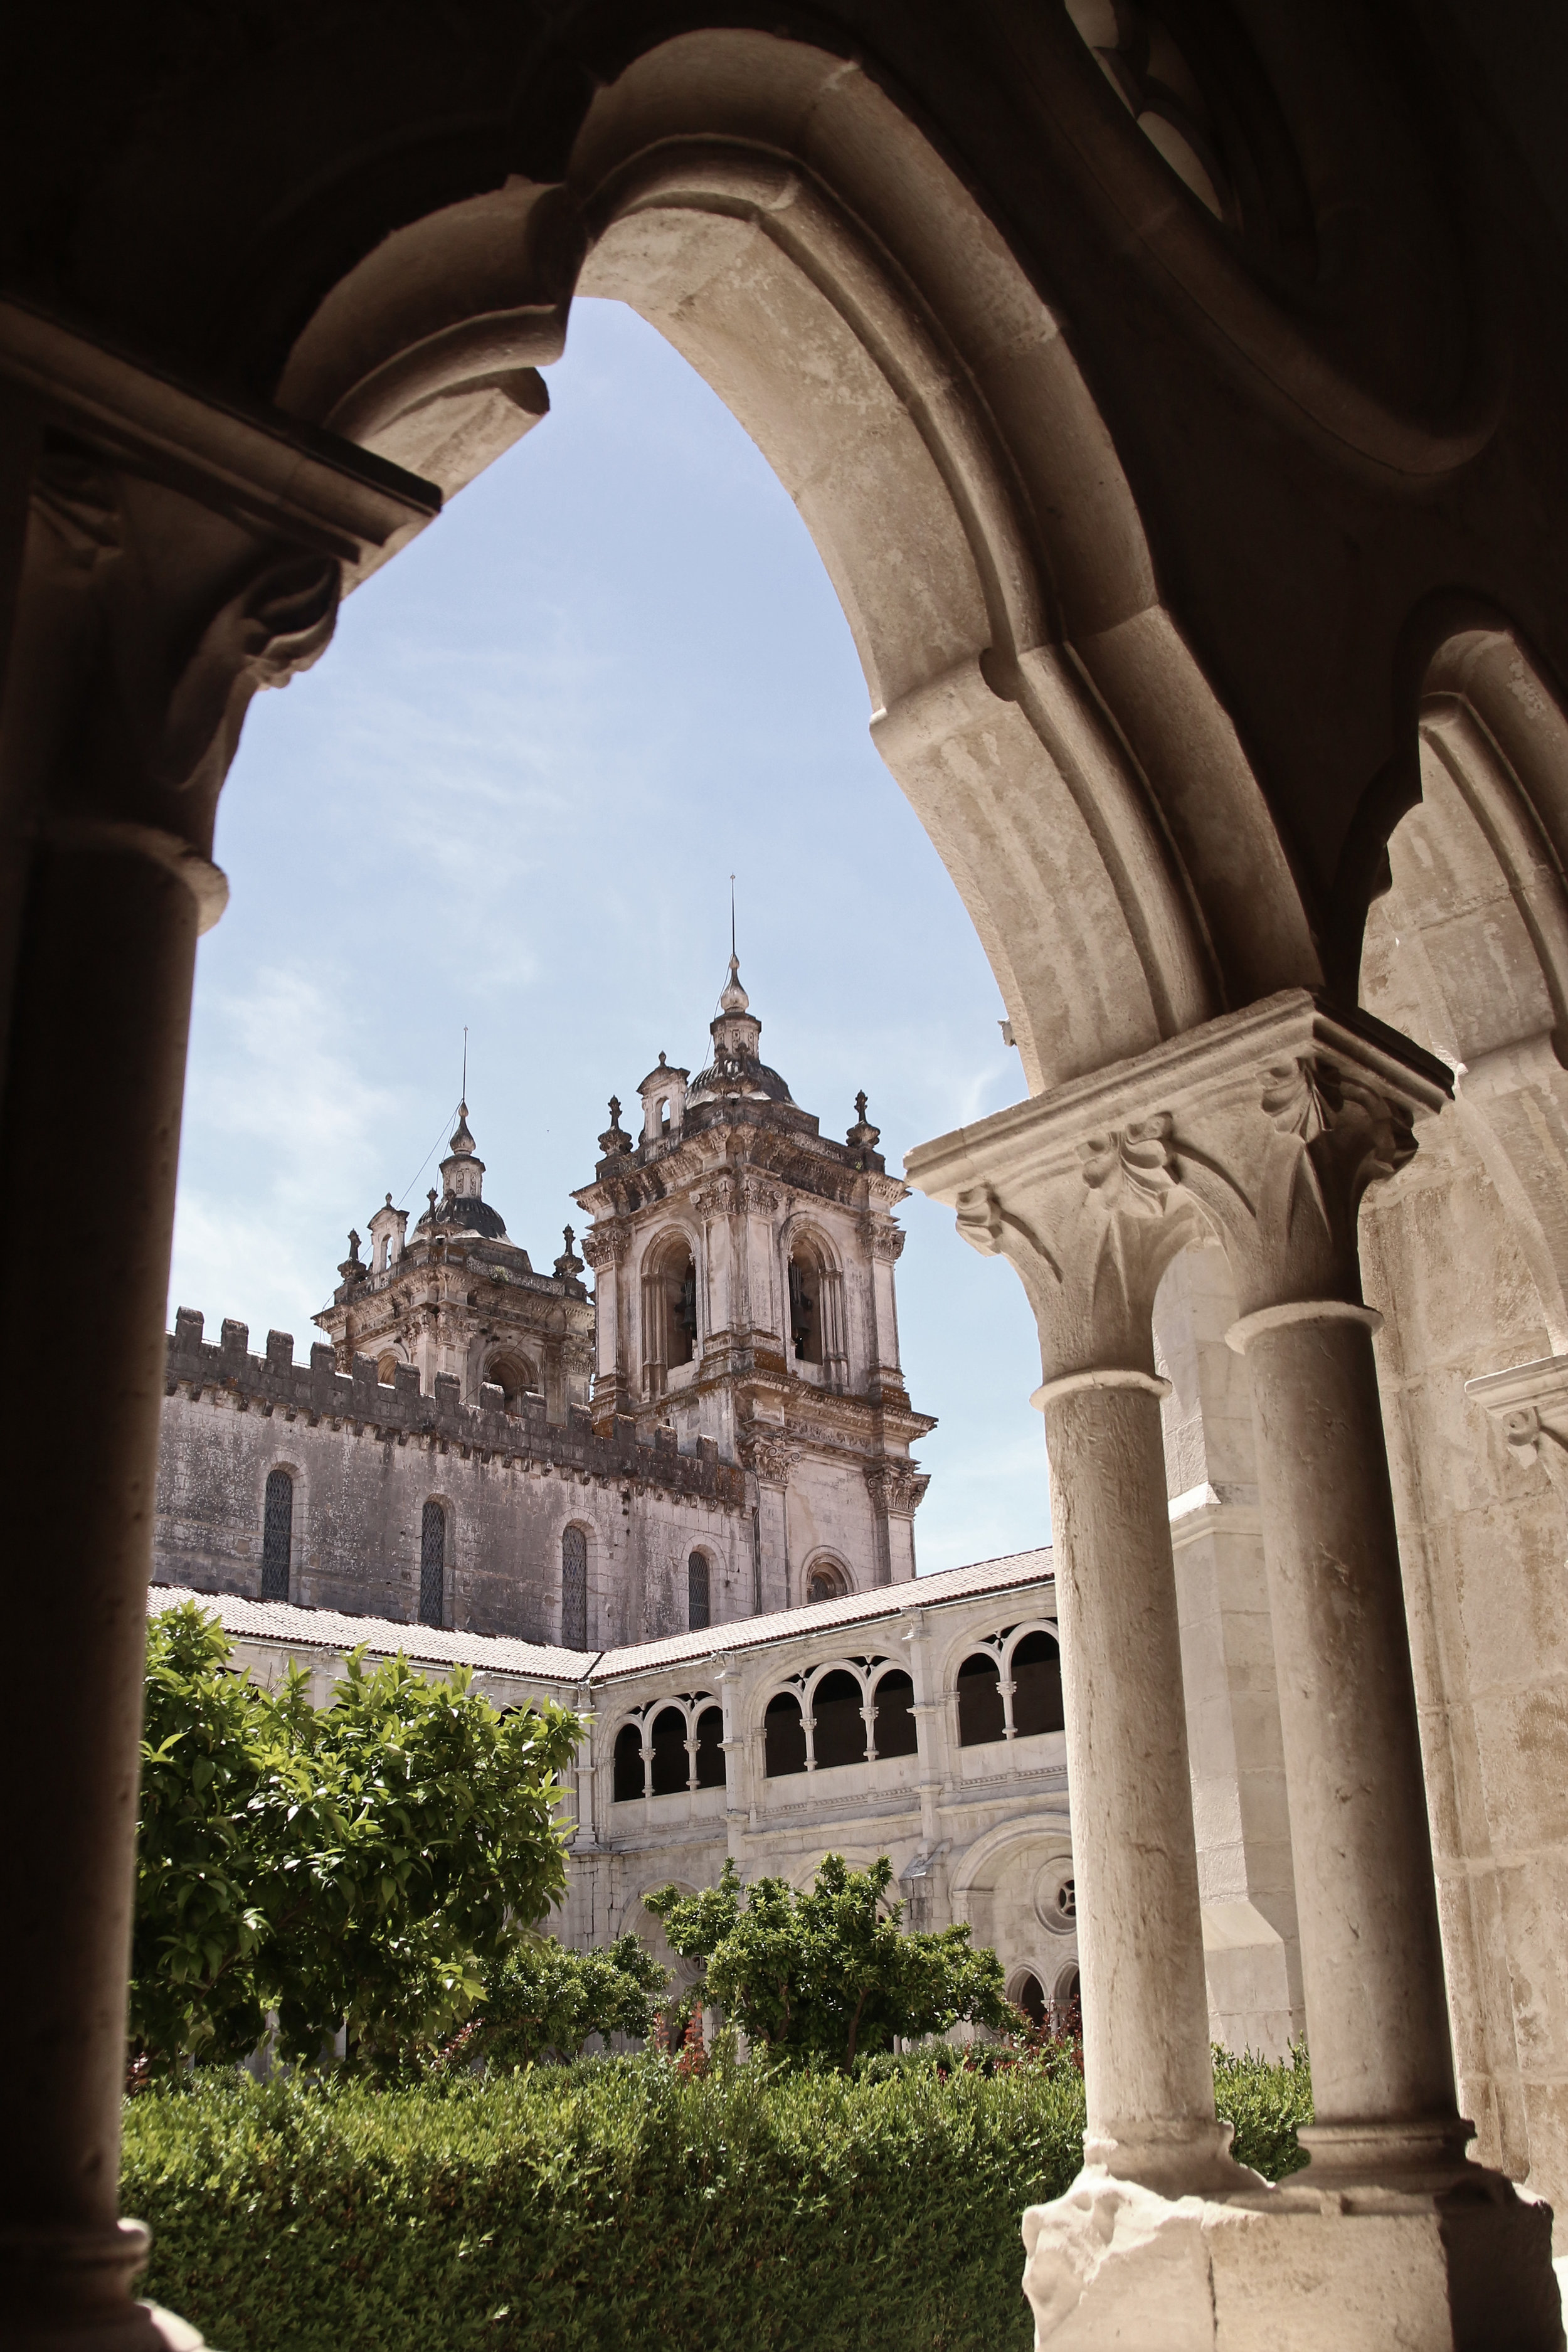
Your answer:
146;1545;1054;1687
145;1588;594;1682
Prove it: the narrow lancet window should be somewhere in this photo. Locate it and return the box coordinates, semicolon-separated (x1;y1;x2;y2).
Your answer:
562;1525;588;1649
688;1550;711;1631
260;1468;293;1601
419;1500;445;1628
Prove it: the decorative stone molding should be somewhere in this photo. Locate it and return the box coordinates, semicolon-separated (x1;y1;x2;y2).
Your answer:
691;1176;736;1217
1466;1353;1568;1505
908;991;1449;1380
580;1224;632;1270
867;1222;906;1262
864;1460;930;1516
740;1431;797;1485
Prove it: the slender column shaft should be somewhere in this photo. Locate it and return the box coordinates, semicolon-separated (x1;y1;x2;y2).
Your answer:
1232;1303;1465;2179
1041;1369;1241;2193
1;840;198;2343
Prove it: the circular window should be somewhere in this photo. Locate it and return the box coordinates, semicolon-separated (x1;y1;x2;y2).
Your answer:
1034;1862;1078;1934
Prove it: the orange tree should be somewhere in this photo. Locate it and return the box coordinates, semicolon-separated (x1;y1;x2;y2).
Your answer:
645;1854;1014;2068
132;1604;580;2072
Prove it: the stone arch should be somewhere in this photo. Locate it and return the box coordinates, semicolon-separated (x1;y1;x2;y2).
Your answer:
638;1222;700;1385
1362;623;1568;1346
781;1218;844;1373
273;31;1316;1096
484;1347;538;1410
802;1550;852;1607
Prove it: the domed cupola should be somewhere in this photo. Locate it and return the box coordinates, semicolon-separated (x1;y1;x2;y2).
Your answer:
416;1102;510;1241
686;955;795;1108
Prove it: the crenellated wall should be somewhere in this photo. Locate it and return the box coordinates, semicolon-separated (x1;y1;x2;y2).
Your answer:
156;1310;751;1646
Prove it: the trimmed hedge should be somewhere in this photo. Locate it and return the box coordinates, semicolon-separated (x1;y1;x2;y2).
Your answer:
122;2051;1311;2352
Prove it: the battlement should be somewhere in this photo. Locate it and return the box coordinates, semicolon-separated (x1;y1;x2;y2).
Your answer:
166;1309;745;1508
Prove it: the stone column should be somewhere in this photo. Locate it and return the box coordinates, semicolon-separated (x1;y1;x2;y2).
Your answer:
909;1101;1246;2197
1231;1298;1465;2178
0;306;433;2352
1041;1367;1241;2190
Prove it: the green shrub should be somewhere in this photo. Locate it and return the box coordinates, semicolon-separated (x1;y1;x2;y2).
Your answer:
122;2047;1312;2351
123;2062;1084;2352
1214;2041;1313;2181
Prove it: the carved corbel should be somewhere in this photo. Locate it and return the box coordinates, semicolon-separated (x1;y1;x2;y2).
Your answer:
1465;1354;1568;1510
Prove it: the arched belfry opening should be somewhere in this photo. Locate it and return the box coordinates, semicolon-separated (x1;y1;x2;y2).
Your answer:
640;1231;697;1395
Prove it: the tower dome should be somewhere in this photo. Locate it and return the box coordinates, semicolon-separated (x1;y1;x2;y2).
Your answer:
686;955;795;1108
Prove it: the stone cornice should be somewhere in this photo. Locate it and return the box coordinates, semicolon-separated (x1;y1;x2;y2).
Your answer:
0;295;438;569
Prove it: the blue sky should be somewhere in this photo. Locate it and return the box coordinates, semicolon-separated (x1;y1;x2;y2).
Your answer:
169;297;1051;1573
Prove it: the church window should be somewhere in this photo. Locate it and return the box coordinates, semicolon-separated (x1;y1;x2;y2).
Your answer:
645;1234;697;1374
871;1668;918;1759
1011;1630;1065;1737
788;1242;822;1364
688;1550;711;1631
812;1668;867;1769
561;1525;588;1648
260;1468;293;1601
806;1558;848;1606
957;1653;1005;1746
419;1501;446;1628
650;1705;690;1795
613;1724;645;1803
764;1692;807;1777
694;1705;726;1788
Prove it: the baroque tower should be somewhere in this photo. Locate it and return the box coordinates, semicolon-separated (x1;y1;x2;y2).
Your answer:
573;956;933;1611
314;1103;593;1420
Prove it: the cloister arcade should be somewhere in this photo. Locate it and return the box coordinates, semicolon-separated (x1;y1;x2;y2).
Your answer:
9;4;1568;2346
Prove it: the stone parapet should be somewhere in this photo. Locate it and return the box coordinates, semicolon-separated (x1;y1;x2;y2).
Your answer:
165;1310;746;1507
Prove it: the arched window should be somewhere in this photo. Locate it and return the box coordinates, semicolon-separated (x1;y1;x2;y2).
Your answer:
650;1705;690;1796
957;1652;1005;1745
694;1705;726;1788
806;1558;848;1606
376;1353;398;1387
812;1668;867;1769
1012;1971;1047;2030
645;1234;697;1374
688;1550;711;1632
1012;1629;1065;1736
871;1668;918;1759
613;1723;645;1803
764;1692;807;1777
419;1500;446;1628
788;1241;822;1364
260;1468;293;1601
486;1350;536;1411
1053;1966;1082;2028
561;1525;588;1649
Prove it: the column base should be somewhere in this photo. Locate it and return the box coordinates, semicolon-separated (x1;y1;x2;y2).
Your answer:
1082;2117;1259;2198
1022;2165;1562;2351
1;2219;212;2352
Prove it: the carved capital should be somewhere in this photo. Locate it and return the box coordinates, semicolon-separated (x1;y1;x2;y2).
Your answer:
911;992;1450;1371
865;1460;929;1515
740;1178;782;1214
580;1224;632;1270
869;1222;906;1263
693;1177;736;1217
740;1430;796;1485
1466;1353;1568;1508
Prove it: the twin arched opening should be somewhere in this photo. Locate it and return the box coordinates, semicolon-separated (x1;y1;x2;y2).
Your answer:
956;1629;1064;1748
612;1699;726;1800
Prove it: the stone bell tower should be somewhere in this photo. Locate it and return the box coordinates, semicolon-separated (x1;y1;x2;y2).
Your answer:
572;956;934;1614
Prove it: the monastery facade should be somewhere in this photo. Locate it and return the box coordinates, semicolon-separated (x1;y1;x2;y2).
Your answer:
153;959;931;1646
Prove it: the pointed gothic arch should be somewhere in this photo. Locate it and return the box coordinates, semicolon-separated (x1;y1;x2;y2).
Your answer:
275;33;1316;1100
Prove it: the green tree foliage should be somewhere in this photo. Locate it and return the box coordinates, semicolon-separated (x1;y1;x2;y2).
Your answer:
132;1604;580;2072
645;1855;1015;2067
470;1934;669;2069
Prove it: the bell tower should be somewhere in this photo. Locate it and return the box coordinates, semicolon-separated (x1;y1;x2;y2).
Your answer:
573;958;933;1613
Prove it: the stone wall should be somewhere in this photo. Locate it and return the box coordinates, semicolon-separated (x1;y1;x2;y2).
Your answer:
156;1310;750;1646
